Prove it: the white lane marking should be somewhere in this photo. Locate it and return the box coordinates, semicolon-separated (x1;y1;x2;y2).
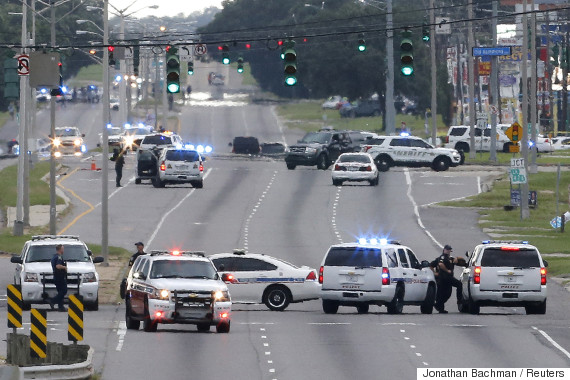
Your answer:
331;186;343;243
265;352;271;355
410;345;416;349
477;176;482;193
404;169;442;249
423;362;429;366
399;325;428;366
532;326;570;360
146;169;212;249
116;321;127;351
381;323;417;326
263;343;269;347
444;324;486;327
415;353;422;357
243;170;277;252
309;322;351;325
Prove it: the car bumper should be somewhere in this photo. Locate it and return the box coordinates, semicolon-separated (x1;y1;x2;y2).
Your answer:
148;299;231;324
332;171;377;181
321;288;395;304
21;282;99;303
467;286;547;305
285;154;319;166
160;173;203;182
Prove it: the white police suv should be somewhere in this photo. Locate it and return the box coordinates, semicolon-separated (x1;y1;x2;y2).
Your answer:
210;250;320;311
459;241;547;315
124;250;231;333
152;147;204;188
319;239;436;314
10;235;104;310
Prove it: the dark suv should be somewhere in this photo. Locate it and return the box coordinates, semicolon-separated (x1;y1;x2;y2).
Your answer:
339;99;381;118
285;131;353;170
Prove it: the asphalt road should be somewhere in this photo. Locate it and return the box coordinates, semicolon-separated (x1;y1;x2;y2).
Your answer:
1;65;570;378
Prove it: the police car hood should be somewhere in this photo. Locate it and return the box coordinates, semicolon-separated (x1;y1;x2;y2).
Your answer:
290;142;325;149
151;278;228;292
25;261;95;274
431;146;459;155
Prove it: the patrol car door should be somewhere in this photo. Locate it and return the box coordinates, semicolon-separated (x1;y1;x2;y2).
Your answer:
396;248;419;301
388;138;411;164
406;249;428;301
230;257;278;303
409;138;435;164
130;258;150;315
460;248;479;299
328;133;343;161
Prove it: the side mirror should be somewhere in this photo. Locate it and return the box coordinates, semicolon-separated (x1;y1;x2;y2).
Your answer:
92;256;104;264
465;251;470;258
11;256;23;264
420;260;430;268
543;260;548;268
82;134;86;137
218;264;225;272
133;272;146;280
87;250;93;256
228;142;233;147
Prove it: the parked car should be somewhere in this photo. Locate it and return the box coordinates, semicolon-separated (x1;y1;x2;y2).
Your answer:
552;136;570;150
322;95;343;110
339;99;382;118
231;136;260;154
445;125;513;153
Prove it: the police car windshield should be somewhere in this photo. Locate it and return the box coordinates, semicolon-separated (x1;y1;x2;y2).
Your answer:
26;245;90;263
56;129;79;137
480;248;541;268
142;135;172;145
125;128;151;135
338;155;370;163
301;132;330;144
108;128;122;136
150;260;217;279
165;150;200;162
324;247;383;267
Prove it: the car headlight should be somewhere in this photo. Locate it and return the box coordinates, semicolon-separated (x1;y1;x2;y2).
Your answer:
74;139;81;146
149;288;170;300
305;147;317;154
54;151;62;158
82;272;97;283
53;138;61;147
124;136;134;146
24;273;39;282
213;290;229;302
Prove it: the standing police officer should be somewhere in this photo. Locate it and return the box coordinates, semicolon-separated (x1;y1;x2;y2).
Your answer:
49;244;68;312
120;242;148;299
110;148;125;187
431;244;463;313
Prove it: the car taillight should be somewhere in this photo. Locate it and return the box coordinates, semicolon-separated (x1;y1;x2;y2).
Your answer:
501;246;520;251
474;266;481;284
364;145;371;152
160;161;166;171
334;164;341;171
366;165;371;171
381;267;390;285
318;266;324;284
199;162;204;172
306;271;316;281
540;267;547;285
445;136;449;143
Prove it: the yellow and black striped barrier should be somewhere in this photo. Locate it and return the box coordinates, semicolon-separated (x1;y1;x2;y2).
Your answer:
7;284;22;329
30;309;47;359
68;294;84;342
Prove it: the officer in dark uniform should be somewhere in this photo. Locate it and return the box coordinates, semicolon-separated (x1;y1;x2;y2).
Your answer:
120;242;147;299
431;244;463;313
49;244;68;311
110;148;125;187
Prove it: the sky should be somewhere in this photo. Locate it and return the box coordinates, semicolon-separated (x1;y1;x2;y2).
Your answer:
107;0;224;18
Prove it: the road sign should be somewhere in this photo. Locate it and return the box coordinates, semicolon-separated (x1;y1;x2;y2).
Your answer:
510;158;527;184
194;44;207;56
16;54;29;76
504;122;521;142
179;45;192;62
472;46;512;56
29;51;60;87
124;47;133;59
509;145;520;153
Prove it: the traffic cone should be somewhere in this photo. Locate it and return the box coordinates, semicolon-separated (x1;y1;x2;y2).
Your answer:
91;157;97;171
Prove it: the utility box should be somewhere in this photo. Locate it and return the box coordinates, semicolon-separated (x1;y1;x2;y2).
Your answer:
29;51;60;88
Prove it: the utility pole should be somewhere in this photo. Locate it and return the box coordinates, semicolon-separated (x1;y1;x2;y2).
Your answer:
385;0;395;135
490;0;499;162
468;1;476;158
430;0;437;146
162;50;168;130
119;14;127;127
530;0;538;173
101;0;110;264
521;0;530;219
154;53;159;130
49;0;57;234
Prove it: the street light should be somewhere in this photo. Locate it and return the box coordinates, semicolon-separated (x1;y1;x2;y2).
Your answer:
76;29;103;37
76;19;104;33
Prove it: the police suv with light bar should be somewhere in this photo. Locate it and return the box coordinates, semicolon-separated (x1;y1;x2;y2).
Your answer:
459;241;547;315
319;239;437;314
124;250;231;333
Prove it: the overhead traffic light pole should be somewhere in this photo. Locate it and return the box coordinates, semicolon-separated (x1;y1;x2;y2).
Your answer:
283;40;297;86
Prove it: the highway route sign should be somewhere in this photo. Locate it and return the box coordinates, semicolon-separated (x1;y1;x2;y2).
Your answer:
510;158;527;184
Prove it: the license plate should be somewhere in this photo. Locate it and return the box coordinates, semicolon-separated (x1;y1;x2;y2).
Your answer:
176;165;189;170
348;167;358;171
505;276;516;282
346;275;358;282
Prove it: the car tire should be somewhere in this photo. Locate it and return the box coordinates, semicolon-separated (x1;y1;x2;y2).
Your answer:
192;180;204;189
525;300;546;315
125;300;140;330
322;299;339;314
356;303;369;314
152;177;165;188
143;299;158;332
263;285;291;311
387;285;405;314
432;156;450;172
197;323;211;332
456;142;470;153
86;297;99;311
22;301;31;311
316;154;328;170
135;178;141;184
369;176;379;186
216;321;230;333
468;297;480;315
420;284;436;314
458;150;465;165
286;163;296;170
374;155;392;172
332;179;343;186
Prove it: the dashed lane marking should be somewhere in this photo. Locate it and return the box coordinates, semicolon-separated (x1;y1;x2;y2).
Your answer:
243;171;277;252
331;186;343;243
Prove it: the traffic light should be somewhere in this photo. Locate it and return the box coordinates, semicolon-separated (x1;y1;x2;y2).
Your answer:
50;62;63;96
237;57;244;73
422;22;430;43
166;46;180;93
512;124;520;142
222;44;230;65
357;33;366;52
283;40;297;86
89;49;96;55
133;42;140;76
187;61;194;75
400;29;414;76
3;58;19;100
108;46;115;66
551;45;559;67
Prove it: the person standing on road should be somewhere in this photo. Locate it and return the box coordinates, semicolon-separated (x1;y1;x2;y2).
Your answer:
49;244;68;312
431;244;463;313
110;147;125;187
120;242;148;299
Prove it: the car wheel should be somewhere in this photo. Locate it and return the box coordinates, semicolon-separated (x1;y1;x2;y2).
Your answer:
192;180;203;189
22;302;31;311
374;155;392;172
263;285;291;311
152;177;165;188
369;176;379;186
387;285;405;314
135;178;141;184
525;300;546;315
432;157;450;172
316;154;328;170
197;323;211;332
332;179;343;186
143;299;158;332
468;297;480;315
86;297;99;311
456;142;470;153
322;299;339;314
458;150;465;165
356;303;369;314
125;300;140;330
286;163;296;170
420;284;436;314
216;321;230;333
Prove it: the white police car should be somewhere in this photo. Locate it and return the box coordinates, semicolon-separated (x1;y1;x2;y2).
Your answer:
124;250;231;333
319;239;436;314
331;152;379;186
210;250;320;311
152;147;204;188
459;241;548;315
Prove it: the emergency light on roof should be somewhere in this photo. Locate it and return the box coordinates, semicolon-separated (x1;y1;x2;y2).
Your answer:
150;250;205;257
106;123;113;129
357;238;398;245
482;240;529;245
124;123;131;129
400;131;410;137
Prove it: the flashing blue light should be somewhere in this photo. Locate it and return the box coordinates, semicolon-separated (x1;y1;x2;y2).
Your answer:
379;238;388;245
176;144;183;149
40;88;47;94
369;238;378;245
522;241;528;244
528;141;535;147
400;131;410;137
124;123;131;129
80;144;87;153
482;240;490;244
61;86;68;94
187;144;195;150
184;144;191;149
13;145;20;155
197;145;204;153
89;85;95;90
115;75;122;82
205;145;213;153
138;123;145;128
106;123;113;129
358;238;367;245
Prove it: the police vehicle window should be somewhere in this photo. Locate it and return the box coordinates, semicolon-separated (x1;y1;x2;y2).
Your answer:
397;249;410;268
142;135;172;146
409;139;430;148
338;155;371;163
407;249;420;269
366;138;385;146
449;127;468;136
300;132;330;144
150;260;217;279
138;150;157;162
211;257;235;271
385;249;398;268
26;245;90;263
56;128;79;137
474;128;483;137
389;138;410;147
480;248;540;268
349;132;366;144
141;259;151;278
483;129;492;137
234;258;277;271
133;258;145;273
165;150;200;162
324;247;383;267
